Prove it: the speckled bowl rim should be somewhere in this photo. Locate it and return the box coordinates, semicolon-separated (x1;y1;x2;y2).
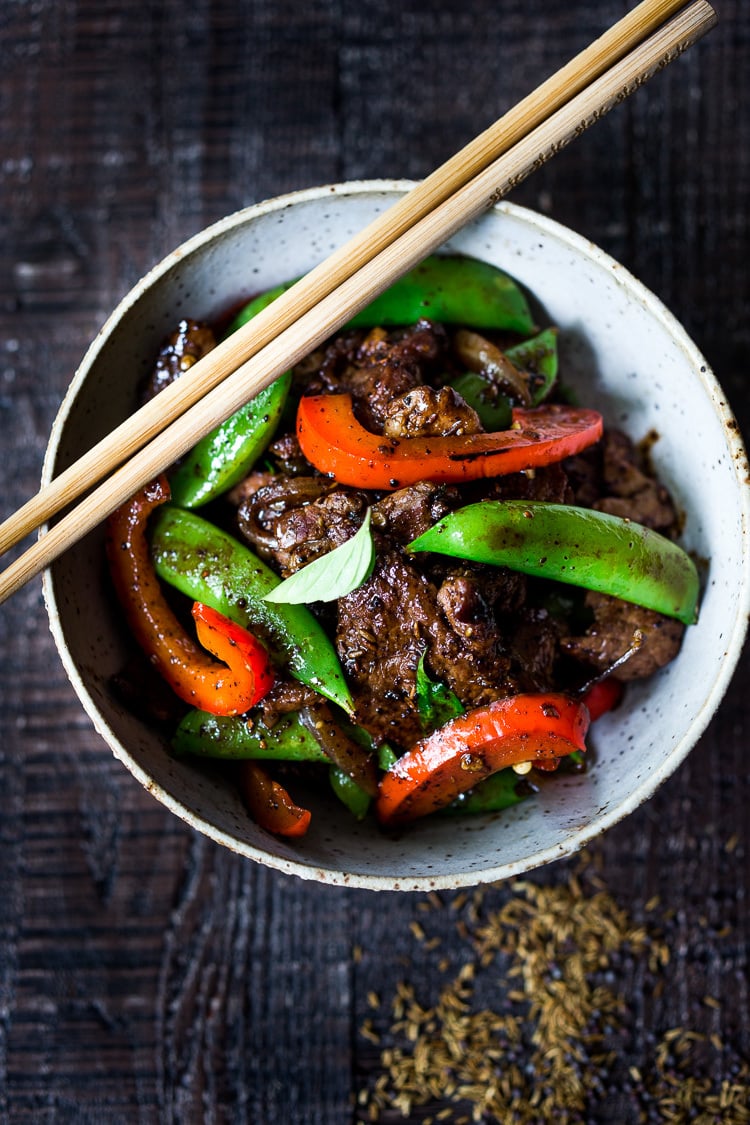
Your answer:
43;179;750;890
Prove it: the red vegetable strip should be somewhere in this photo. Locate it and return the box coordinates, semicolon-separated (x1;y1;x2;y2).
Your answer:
376;693;590;825
192;602;275;713
582;677;624;721
239;761;311;837
105;476;274;716
296;394;603;490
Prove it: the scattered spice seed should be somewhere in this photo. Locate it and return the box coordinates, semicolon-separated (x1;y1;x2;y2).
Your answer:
361;1020;381;1045
356;854;750;1124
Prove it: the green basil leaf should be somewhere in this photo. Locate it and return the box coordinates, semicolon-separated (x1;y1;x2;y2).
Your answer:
263;509;375;604
415;651;464;731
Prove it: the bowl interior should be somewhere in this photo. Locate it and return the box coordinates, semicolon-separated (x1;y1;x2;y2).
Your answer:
43;182;750;890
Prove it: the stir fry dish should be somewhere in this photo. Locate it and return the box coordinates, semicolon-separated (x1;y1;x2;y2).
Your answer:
106;255;700;838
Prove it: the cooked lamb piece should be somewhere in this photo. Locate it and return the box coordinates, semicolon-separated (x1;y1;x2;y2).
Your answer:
506;607;565;691
299;320;451;431
255;679;324;728
141;318;216;401
371;481;459;544
267;432;311;477
485;461;575;505
594;428;678;531
237;476;369;575
565;429;678;533
238;472;455;574
226;469;277;507
436;572;501;650
560;590;684;681
336;549;519;747
382;384;483;438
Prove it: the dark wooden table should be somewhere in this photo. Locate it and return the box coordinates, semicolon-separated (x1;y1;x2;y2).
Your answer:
1;2;748;1122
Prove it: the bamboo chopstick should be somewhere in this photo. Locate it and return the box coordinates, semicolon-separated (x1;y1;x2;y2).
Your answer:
0;0;706;563
0;0;716;605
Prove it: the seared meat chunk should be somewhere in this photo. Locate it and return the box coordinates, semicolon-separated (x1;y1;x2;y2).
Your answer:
560;590;684;681
237;476;368;575
371;481;459;544
383;385;483;438
336;550;517;747
255;679;324;728
300;320;450;431
141;318;216;401
566;429;678;533
507;607;563;692
267;432;311;477
436;572;501;660
486;461;574;505
594;430;678;532
226;469;276;507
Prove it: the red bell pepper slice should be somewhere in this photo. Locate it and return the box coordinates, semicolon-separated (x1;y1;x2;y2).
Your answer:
376;693;590;825
239;761;312;837
581;677;624;721
296;394;602;490
191;601;275;713
106;476;274;716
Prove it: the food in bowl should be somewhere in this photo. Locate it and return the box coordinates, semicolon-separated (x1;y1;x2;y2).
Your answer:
103;253;700;840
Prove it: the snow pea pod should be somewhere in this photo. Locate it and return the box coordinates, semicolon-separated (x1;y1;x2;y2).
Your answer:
225;281;296;336
347;255;534;333
169;371;291;508
173;707;377;819
408;501;700;626
172;709;329;761
169;283;294;509
227;255;535;338
150;506;355;714
329;768;371;820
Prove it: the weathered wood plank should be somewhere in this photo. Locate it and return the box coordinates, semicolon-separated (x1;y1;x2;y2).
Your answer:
0;1;747;1122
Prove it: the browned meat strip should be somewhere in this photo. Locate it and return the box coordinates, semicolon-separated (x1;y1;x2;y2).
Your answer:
565;429;679;533
382;385;483;438
141;318;216;401
299;320;451;431
560;590;685;681
255;679;324;728
507;607;564;692
267;432;311;477
237;476;368;576
371;481;459;544
485;461;574;505
336;549;518;748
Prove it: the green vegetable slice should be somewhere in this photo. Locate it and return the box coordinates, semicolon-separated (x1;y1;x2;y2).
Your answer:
264;510;375;604
150;505;355;714
408;501;700;626
172;709;329;761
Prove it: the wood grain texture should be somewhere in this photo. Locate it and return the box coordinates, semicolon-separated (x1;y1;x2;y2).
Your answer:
0;1;748;1122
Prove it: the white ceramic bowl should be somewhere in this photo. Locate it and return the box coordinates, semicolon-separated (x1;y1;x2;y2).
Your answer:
43;181;750;890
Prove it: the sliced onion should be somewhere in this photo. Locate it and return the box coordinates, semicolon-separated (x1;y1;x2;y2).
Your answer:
453;329;532;405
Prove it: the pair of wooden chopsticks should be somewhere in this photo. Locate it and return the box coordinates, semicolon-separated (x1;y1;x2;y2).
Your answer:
0;0;716;605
